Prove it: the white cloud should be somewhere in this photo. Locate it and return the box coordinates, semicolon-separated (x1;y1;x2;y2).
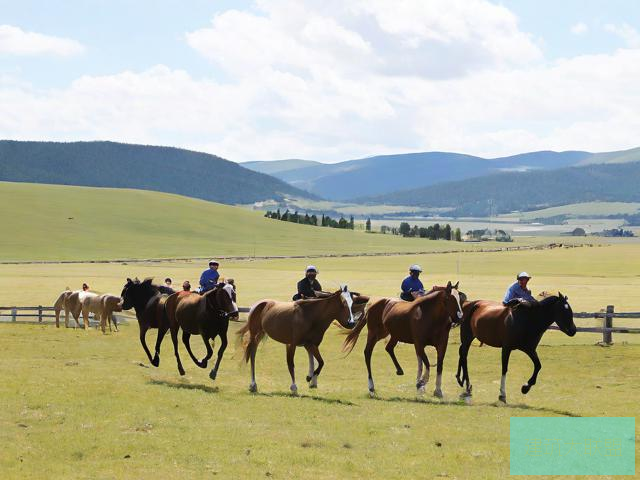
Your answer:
570;22;588;35
1;2;639;162
0;24;85;56
604;23;640;48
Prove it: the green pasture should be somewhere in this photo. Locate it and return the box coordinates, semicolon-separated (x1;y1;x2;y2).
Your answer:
0;181;519;262
498;201;640;220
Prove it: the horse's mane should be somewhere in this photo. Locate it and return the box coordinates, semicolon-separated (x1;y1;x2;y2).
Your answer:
538;295;560;307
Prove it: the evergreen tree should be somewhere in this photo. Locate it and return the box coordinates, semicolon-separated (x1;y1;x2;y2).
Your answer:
349;215;354;230
365;218;371;231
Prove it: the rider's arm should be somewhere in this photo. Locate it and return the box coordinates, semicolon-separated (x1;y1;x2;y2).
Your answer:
503;284;514;305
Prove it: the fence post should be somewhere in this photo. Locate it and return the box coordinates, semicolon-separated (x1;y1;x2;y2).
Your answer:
38;306;43;323
11;307;17;322
603;305;614;345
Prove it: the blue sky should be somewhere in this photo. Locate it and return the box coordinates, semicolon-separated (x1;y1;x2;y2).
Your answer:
1;0;639;162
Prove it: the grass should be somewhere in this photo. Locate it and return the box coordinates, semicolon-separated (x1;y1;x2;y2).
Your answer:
1;181;532;262
499;201;640;220
0;321;637;479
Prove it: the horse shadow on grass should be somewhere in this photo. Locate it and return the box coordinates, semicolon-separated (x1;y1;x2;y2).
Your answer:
252;391;357;407
148;379;219;394
369;395;580;417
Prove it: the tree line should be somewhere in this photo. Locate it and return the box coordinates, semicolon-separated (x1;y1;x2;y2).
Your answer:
264;209;355;229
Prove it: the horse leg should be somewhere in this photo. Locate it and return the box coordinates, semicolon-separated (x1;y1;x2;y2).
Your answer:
64;307;70;328
82;308;89;330
286;344;297;395
414;343;430;393
457;336;474;397
385;337;404;375
303;345;318;388
521;349;541;395
306;344;324;383
182;331;206;368
100;313;106;334
139;323;154;365
248;341;258;393
55;308;61;328
499;347;512;403
170;324;185;375
433;341;449;399
364;331;382;395
151;323;168;367
209;332;227;381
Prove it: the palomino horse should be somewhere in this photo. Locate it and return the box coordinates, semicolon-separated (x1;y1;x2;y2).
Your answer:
343;282;464;397
238;286;357;394
81;294;123;333
164;284;238;378
53;290;98;329
455;293;576;403
121;278;170;366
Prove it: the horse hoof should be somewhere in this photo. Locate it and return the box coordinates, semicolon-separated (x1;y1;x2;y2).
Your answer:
290;385;298;395
151;357;160;368
179;368;186;376
396;369;404;376
209;370;217;381
521;384;530;394
433;389;443;399
249;383;258;393
498;395;507;403
309;383;317;389
417;385;426;395
368;389;376;398
199;360;208;369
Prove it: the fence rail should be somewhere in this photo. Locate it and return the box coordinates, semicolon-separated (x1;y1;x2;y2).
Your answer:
1;305;638;344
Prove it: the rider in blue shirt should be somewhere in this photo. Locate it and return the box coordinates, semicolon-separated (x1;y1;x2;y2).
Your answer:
400;264;426;301
199;260;220;293
503;272;536;305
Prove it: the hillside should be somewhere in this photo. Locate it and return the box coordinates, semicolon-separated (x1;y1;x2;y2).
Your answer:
242;159;322;174
0;182;486;261
0;140;316;205
242;147;640;201
357;162;640;216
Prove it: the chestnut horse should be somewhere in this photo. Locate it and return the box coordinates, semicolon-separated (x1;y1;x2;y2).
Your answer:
53;289;97;328
455;293;576;403
81;293;123;333
343;282;464;397
120;278;170;366
238;286;357;394
163;284;238;378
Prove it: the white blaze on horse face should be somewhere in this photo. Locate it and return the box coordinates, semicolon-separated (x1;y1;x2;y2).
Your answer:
340;286;354;324
452;289;463;319
222;284;238;312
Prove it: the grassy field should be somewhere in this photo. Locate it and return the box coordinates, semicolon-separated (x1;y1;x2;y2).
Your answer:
0;181;539;262
2;183;640;478
499;201;640;220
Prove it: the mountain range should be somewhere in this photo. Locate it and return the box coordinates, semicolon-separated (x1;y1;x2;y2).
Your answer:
243;147;640;202
0;140;316;205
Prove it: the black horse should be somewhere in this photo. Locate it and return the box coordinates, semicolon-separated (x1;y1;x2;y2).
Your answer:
121;278;170;367
456;293;577;402
163;283;238;378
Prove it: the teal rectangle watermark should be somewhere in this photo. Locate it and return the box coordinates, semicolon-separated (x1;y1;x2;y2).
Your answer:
510;417;635;475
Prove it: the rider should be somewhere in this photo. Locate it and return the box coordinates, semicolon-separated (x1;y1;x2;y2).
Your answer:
199;260;220;293
293;266;323;300
400;264;426;301
177;280;192;297
503;272;536;306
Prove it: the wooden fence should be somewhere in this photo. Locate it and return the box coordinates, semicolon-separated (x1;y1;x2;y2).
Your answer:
1;305;638;344
0;306;126;327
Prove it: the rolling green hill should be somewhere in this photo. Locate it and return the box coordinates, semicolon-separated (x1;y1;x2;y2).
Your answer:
358;161;640;216
0;140;316;205
0;182;480;262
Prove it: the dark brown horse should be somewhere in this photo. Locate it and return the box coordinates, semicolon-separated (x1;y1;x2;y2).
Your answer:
455;293;576;402
164;283;238;378
238;286;357;394
121;278;169;366
343;282;464;397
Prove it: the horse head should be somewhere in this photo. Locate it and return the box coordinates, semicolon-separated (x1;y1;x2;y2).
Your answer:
337;285;355;328
552;292;577;336
444;281;464;323
206;283;238;319
121;277;154;310
350;292;369;323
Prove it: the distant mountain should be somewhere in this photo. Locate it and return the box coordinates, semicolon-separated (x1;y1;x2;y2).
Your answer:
242;159;322;175
243;147;639;201
0;140;317;205
357;161;640;216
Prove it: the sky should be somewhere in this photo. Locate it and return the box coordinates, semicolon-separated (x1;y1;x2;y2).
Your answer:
1;0;639;163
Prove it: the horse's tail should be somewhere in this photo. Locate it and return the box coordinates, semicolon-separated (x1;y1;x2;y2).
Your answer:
237;301;268;363
342;298;385;355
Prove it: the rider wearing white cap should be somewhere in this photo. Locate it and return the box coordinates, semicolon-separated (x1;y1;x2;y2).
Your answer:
503;272;536;305
400;264;426;301
293;265;323;300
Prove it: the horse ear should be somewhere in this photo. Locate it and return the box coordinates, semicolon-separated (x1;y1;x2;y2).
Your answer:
142;277;153;285
342;285;348;292
454;281;459;289
126;278;132;284
446;281;452;293
558;291;563;299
